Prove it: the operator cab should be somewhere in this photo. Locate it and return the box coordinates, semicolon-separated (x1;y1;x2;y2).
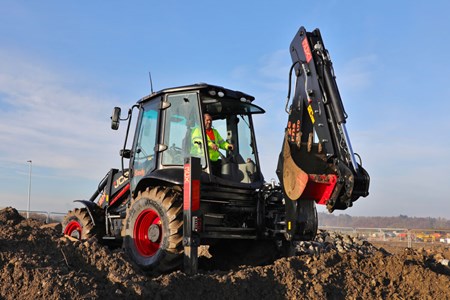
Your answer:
199;89;265;184
124;83;265;192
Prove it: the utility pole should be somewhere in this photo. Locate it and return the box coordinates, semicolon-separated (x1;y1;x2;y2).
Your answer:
27;160;32;219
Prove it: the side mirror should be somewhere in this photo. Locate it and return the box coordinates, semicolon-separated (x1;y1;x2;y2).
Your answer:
120;149;131;159
111;107;121;130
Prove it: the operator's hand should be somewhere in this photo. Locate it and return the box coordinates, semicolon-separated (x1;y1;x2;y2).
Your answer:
227;144;234;151
211;143;219;151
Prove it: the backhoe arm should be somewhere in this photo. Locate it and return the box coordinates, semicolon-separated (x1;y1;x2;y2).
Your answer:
277;26;370;214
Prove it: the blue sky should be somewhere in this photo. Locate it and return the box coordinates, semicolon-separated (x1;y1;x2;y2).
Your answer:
1;1;450;218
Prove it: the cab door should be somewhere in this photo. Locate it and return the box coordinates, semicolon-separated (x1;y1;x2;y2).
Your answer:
130;99;160;191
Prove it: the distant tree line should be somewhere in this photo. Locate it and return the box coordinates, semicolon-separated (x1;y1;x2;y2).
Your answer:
318;213;450;229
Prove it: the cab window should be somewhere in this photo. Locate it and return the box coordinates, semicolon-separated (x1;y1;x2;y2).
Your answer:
162;93;205;166
131;100;159;188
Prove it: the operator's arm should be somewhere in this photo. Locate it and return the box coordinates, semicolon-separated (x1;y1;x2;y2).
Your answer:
214;129;231;150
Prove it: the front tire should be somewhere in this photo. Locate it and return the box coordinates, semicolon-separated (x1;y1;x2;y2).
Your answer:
62;208;95;240
122;187;183;273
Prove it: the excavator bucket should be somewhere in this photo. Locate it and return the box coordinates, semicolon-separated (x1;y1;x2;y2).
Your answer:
281;135;308;201
279;134;340;205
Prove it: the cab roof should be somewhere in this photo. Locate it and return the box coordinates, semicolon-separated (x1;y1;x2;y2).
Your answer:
138;83;255;104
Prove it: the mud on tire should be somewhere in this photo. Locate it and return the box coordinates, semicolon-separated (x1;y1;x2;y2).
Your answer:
122;186;183;273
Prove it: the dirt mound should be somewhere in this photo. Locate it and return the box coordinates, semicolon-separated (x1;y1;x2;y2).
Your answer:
1;206;449;299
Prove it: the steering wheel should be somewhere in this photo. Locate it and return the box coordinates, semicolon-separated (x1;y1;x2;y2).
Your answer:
169;144;183;164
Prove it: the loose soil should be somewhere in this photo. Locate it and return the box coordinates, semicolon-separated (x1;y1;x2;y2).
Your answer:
1;207;449;299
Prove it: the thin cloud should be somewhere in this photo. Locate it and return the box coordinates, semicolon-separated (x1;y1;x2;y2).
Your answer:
338;54;378;91
258;49;290;82
0;50;123;180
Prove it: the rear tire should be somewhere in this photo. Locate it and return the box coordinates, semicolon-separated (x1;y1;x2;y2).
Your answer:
122;187;183;273
62;208;95;240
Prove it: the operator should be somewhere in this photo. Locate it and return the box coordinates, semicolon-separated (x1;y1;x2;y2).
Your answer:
192;113;234;175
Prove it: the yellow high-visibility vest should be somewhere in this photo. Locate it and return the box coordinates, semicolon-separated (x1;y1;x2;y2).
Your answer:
191;127;229;161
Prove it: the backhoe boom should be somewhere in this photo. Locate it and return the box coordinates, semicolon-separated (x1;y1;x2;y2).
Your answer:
277;26;370;216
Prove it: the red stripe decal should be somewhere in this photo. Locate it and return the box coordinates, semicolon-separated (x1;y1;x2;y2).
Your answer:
302;38;312;63
110;183;130;206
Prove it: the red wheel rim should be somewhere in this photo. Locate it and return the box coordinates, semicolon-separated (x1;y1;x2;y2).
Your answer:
134;209;162;257
64;220;82;239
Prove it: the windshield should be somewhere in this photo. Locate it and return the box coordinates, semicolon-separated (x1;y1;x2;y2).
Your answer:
200;95;263;183
212;115;257;165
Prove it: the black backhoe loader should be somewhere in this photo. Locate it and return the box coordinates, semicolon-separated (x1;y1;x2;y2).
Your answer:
62;26;370;273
